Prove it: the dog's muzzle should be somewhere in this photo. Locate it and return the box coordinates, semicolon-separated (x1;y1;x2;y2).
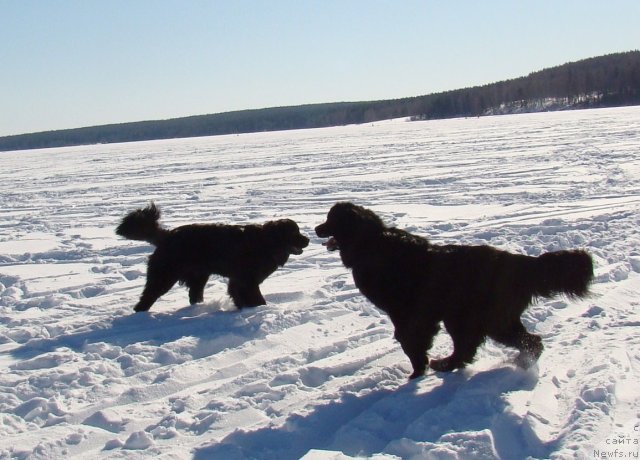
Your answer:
323;237;339;251
290;245;304;255
290;236;309;255
315;223;338;251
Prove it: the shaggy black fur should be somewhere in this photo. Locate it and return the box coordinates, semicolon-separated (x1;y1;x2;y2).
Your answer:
116;203;309;312
315;202;594;379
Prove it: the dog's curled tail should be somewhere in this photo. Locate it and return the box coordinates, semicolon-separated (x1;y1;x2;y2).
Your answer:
116;202;167;246
533;249;594;299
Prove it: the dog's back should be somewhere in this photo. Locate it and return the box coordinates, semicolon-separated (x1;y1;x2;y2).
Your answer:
350;232;593;317
157;223;262;275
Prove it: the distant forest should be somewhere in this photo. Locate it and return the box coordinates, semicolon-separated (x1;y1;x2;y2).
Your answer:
1;51;639;152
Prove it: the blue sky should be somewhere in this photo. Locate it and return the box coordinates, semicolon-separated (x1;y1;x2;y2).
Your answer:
1;1;639;136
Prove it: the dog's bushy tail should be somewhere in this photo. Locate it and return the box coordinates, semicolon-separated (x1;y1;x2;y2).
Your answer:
116;203;167;246
532;250;594;299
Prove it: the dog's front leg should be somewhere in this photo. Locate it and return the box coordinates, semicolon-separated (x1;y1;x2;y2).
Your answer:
228;279;266;309
246;285;267;307
398;336;427;379
392;316;440;380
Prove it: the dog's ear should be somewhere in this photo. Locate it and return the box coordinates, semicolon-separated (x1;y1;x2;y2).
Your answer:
331;202;385;235
357;208;386;234
262;219;308;263
262;219;284;233
262;219;294;240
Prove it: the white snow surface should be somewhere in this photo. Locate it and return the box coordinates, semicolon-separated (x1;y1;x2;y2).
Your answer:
1;107;639;459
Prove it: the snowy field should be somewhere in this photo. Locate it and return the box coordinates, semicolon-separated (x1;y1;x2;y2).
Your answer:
0;107;639;459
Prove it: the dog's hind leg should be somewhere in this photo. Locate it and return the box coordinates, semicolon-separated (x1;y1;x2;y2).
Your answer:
135;271;178;312
514;333;543;369
134;255;179;312
186;274;209;305
489;321;543;369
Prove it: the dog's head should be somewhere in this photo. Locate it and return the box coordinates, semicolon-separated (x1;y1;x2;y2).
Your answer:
315;202;385;251
263;219;309;255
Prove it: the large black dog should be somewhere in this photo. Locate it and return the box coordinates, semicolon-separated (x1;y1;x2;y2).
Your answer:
316;202;593;379
116;203;309;312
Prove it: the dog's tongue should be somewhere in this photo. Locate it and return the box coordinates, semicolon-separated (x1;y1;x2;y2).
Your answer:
323;237;339;251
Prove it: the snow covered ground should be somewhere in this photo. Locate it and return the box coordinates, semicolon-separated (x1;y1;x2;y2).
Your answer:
0;107;639;459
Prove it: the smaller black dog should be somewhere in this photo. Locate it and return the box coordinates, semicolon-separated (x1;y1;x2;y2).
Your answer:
116;203;309;312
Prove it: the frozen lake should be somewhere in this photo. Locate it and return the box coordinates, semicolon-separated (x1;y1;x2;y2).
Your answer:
1;107;639;459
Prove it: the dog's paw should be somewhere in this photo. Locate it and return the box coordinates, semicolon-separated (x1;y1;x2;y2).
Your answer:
408;369;425;380
429;357;462;372
514;352;539;369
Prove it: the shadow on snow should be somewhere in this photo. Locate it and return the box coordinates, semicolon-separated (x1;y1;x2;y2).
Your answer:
7;302;260;361
194;366;550;460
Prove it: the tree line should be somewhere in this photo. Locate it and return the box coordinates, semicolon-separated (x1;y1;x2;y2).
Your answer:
1;51;638;152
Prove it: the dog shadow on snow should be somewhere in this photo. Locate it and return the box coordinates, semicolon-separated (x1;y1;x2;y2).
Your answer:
7;300;263;361
193;366;550;460
6;300;552;459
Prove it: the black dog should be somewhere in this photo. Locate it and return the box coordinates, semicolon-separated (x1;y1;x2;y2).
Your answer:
116;203;309;312
316;202;593;379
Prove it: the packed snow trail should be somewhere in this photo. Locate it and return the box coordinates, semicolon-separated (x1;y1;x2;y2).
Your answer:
0;107;639;459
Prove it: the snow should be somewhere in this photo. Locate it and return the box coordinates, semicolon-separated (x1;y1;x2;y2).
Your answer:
0;106;639;459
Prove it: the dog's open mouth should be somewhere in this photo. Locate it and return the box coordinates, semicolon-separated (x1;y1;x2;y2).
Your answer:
288;236;310;256
289;246;304;255
289;240;309;255
323;237;339;251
